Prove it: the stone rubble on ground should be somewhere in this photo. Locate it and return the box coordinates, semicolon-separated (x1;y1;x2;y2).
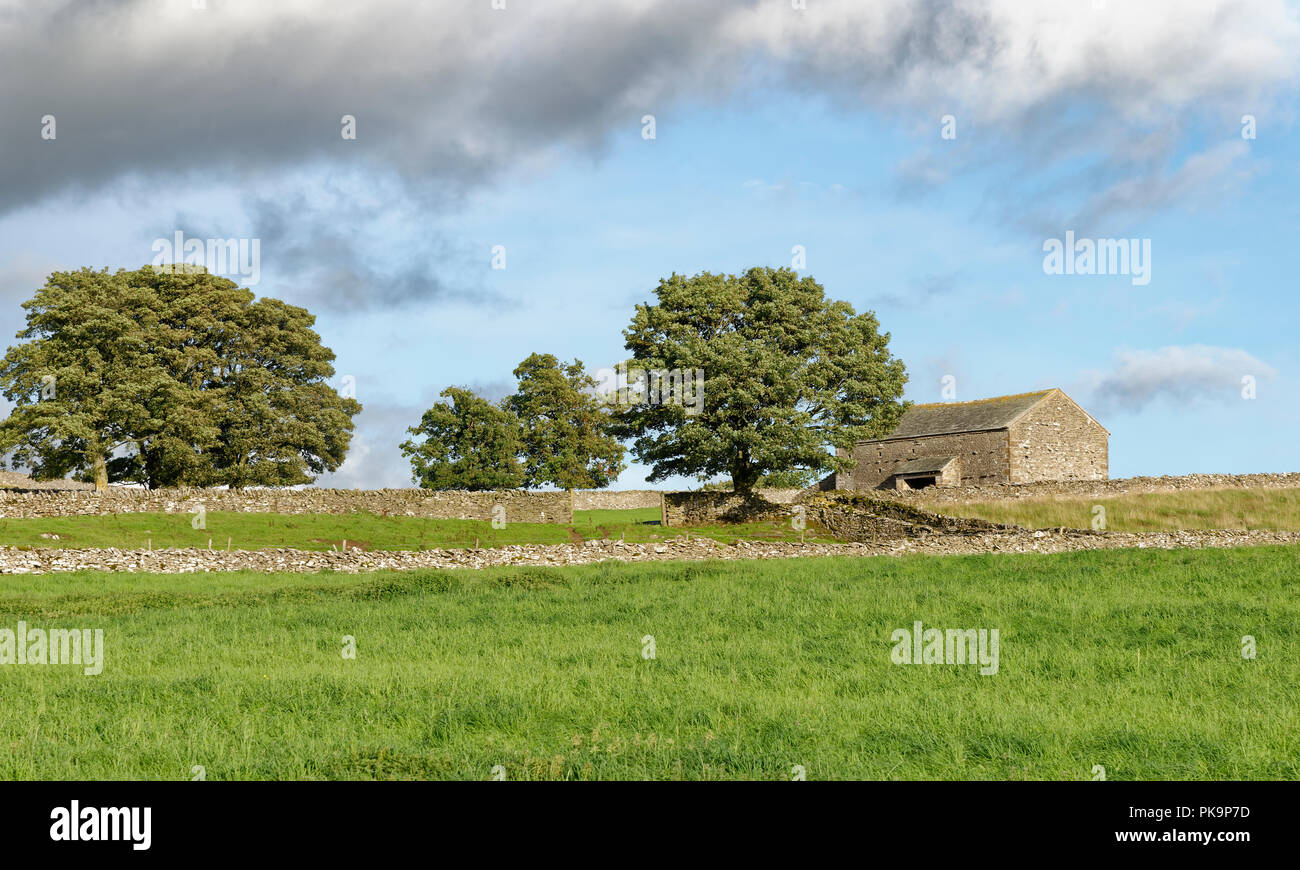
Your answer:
1;526;1297;575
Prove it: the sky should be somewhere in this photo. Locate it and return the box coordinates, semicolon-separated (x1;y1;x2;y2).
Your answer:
1;0;1298;488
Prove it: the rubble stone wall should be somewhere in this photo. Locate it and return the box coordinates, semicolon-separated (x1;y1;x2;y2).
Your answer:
879;472;1300;506
662;492;792;526
572;490;665;512
0;488;575;523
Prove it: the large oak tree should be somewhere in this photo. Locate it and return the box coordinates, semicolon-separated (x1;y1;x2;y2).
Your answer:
0;266;361;489
613;266;909;495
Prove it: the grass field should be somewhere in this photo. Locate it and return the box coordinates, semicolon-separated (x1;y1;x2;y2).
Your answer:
936;487;1300;532
1;544;1296;780
0;507;831;551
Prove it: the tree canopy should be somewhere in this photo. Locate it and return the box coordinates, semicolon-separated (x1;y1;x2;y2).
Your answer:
403;355;626;491
400;387;525;491
505;353;625;490
0;266;361;489
612;266;909;494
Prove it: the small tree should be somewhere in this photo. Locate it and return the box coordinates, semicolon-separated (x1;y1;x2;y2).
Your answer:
614;267;909;495
401;387;524;490
505;353;625;490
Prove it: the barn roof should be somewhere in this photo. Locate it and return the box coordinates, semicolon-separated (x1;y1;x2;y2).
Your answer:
885;390;1056;438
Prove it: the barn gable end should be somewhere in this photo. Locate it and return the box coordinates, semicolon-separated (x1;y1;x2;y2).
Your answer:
1006;389;1108;484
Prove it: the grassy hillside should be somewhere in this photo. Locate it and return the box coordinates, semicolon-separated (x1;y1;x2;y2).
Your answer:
1;544;1296;780
935;487;1300;532
0;507;830;551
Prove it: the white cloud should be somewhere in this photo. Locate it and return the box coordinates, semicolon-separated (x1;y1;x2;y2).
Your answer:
1084;345;1278;412
316;432;411;490
741;0;1299;120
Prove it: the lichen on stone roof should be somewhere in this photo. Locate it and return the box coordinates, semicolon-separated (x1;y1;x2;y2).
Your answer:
879;390;1056;439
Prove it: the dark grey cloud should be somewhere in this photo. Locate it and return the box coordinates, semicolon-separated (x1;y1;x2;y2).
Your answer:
238;191;500;310
3;0;746;310
3;0;1296;313
0;0;739;215
7;0;1293;215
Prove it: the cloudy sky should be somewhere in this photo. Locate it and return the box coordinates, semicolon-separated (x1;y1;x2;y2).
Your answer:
2;0;1298;487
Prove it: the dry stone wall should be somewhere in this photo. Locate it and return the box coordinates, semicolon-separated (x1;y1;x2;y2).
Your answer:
4;473;1289;527
0;488;574;523
755;488;804;504
572;490;665;512
575;488;800;515
879;472;1300;506
802;492;1016;543
662;492;793;526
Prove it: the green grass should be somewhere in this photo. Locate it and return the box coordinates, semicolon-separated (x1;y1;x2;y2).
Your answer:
937;487;1300;532
0;507;833;552
572;507;663;528
1;544;1296;780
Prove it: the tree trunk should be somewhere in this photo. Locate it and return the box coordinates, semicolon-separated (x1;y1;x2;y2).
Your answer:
730;458;760;497
91;451;108;492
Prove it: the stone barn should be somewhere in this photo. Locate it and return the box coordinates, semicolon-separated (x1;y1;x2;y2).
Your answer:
830;389;1107;491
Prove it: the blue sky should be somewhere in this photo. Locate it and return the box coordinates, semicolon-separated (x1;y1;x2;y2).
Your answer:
1;0;1297;487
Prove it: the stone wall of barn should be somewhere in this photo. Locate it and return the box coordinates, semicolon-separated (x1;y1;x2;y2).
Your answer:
839;429;1011;489
1006;392;1108;483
